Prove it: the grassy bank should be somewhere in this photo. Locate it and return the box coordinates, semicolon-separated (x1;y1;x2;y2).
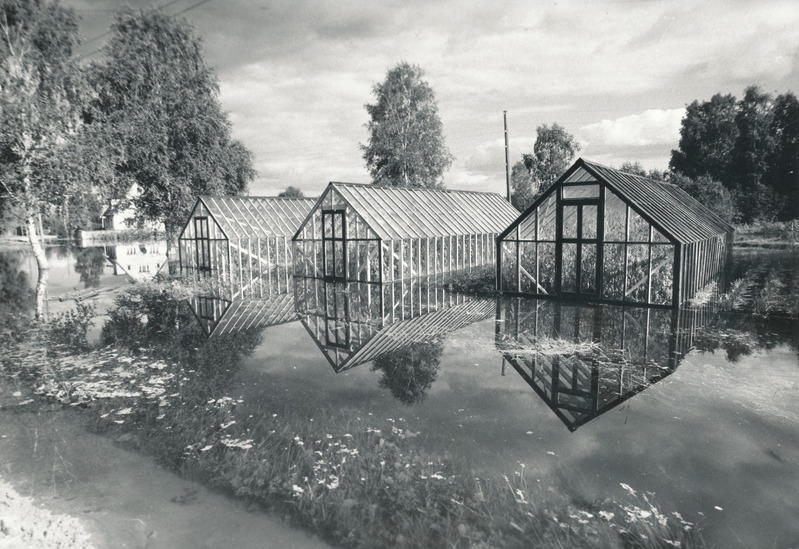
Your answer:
1;283;703;549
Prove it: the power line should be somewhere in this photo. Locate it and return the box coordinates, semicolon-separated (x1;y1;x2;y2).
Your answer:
78;0;212;60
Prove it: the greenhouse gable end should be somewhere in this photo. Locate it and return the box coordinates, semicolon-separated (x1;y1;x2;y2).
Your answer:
497;158;734;307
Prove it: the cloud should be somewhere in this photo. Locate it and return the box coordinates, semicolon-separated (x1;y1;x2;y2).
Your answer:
579;108;685;148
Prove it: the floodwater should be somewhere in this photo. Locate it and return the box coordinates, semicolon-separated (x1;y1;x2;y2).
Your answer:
2;242;798;548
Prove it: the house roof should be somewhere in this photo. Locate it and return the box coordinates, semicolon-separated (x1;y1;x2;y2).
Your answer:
198;196;316;239
298;183;519;241
576;159;734;243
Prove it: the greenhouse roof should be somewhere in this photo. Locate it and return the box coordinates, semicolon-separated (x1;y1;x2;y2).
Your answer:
299;183;519;241
197;196;316;239
575;159;734;243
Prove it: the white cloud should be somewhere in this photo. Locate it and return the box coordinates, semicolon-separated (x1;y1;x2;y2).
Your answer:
579;108;685;148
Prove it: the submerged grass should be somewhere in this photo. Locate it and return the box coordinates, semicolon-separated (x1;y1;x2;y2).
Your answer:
1;282;704;549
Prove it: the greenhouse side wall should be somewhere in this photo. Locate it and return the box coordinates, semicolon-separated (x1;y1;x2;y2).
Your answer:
381;234;497;283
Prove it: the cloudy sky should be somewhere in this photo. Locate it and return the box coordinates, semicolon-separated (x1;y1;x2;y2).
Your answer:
65;0;799;197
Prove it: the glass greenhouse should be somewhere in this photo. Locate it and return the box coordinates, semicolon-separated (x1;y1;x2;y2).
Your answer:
497;159;734;306
293;183;519;284
178;196;315;299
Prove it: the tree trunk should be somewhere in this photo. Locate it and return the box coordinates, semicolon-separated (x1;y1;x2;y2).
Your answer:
27;214;49;320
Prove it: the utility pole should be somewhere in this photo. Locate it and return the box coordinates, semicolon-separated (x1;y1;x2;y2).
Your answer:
503;111;511;203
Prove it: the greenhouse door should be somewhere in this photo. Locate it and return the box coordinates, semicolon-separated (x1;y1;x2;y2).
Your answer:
322;210;346;281
557;199;600;296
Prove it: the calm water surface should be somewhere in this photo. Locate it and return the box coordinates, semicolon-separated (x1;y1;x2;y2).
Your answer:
2;243;798;548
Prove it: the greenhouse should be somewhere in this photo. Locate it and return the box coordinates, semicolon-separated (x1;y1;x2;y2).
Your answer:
178;196;315;299
495;298;711;431
294;276;495;372
497;159;734;307
293;182;519;284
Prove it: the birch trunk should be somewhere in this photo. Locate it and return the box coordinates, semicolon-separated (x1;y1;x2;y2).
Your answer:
27;214;49;320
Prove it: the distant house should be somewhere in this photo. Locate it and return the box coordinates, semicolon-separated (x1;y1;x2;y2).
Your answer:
292;182;519;284
497;158;734;307
101;184;164;232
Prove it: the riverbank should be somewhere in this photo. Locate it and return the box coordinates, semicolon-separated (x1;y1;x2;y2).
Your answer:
0;475;94;549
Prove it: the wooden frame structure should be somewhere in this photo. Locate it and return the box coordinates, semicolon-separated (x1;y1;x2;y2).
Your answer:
178;196;315;299
497;159;734;307
293;182;519;285
295;276;495;372
495;297;712;431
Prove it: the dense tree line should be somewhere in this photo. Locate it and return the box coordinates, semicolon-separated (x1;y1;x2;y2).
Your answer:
0;0;254;317
670;86;798;223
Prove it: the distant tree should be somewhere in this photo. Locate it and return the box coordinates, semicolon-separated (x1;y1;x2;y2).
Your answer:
729;86;777;222
619;161;668;182
670;173;736;224
670;93;739;184
510;123;580;210
764;92;799;220
278;186;304;198
89;9;255;241
370;339;443;405
74;247;106;289
0;0;84;317
362;62;453;188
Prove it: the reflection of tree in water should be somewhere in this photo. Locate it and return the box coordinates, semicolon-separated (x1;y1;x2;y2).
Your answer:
101;287;263;394
370;337;443;405
73;247;106;289
0;252;35;347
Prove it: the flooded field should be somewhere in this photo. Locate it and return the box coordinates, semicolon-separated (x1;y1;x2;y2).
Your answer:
1;242;797;548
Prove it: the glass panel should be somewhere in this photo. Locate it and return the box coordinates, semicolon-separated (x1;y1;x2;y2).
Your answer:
501;241;518;292
519;241;537;294
562;205;578;239
652;226;669;243
334;241;345;279
518;212;536;240
539;243;556;293
538;194;557;240
628;209;649;242
561;243;577;293
626;244;649;302
324;241;333;277
323;213;333;238
650;245;674;305
602;244;625;300
393;240;401;281
580;244;597;294
582;205;597;239
562;184;600;199
604;189;626;241
333;212;343;239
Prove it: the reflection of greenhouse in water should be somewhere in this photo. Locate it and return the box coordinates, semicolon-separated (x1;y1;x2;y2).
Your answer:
178;196;316;299
295;275;495;372
188;293;297;337
496;297;712;431
498;159;733;306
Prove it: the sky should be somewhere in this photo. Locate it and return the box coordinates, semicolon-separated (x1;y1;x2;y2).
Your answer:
64;0;799;197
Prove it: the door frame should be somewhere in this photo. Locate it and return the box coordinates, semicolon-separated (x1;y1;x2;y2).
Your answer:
555;185;603;297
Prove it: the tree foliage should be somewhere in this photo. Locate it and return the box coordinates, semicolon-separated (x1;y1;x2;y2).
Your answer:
0;0;84;316
362;62;453;188
510;123;580;211
670;86;798;222
88;9;255;236
278;185;304;198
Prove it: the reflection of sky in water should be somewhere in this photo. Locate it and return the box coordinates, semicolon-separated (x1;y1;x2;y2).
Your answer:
237;301;799;549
